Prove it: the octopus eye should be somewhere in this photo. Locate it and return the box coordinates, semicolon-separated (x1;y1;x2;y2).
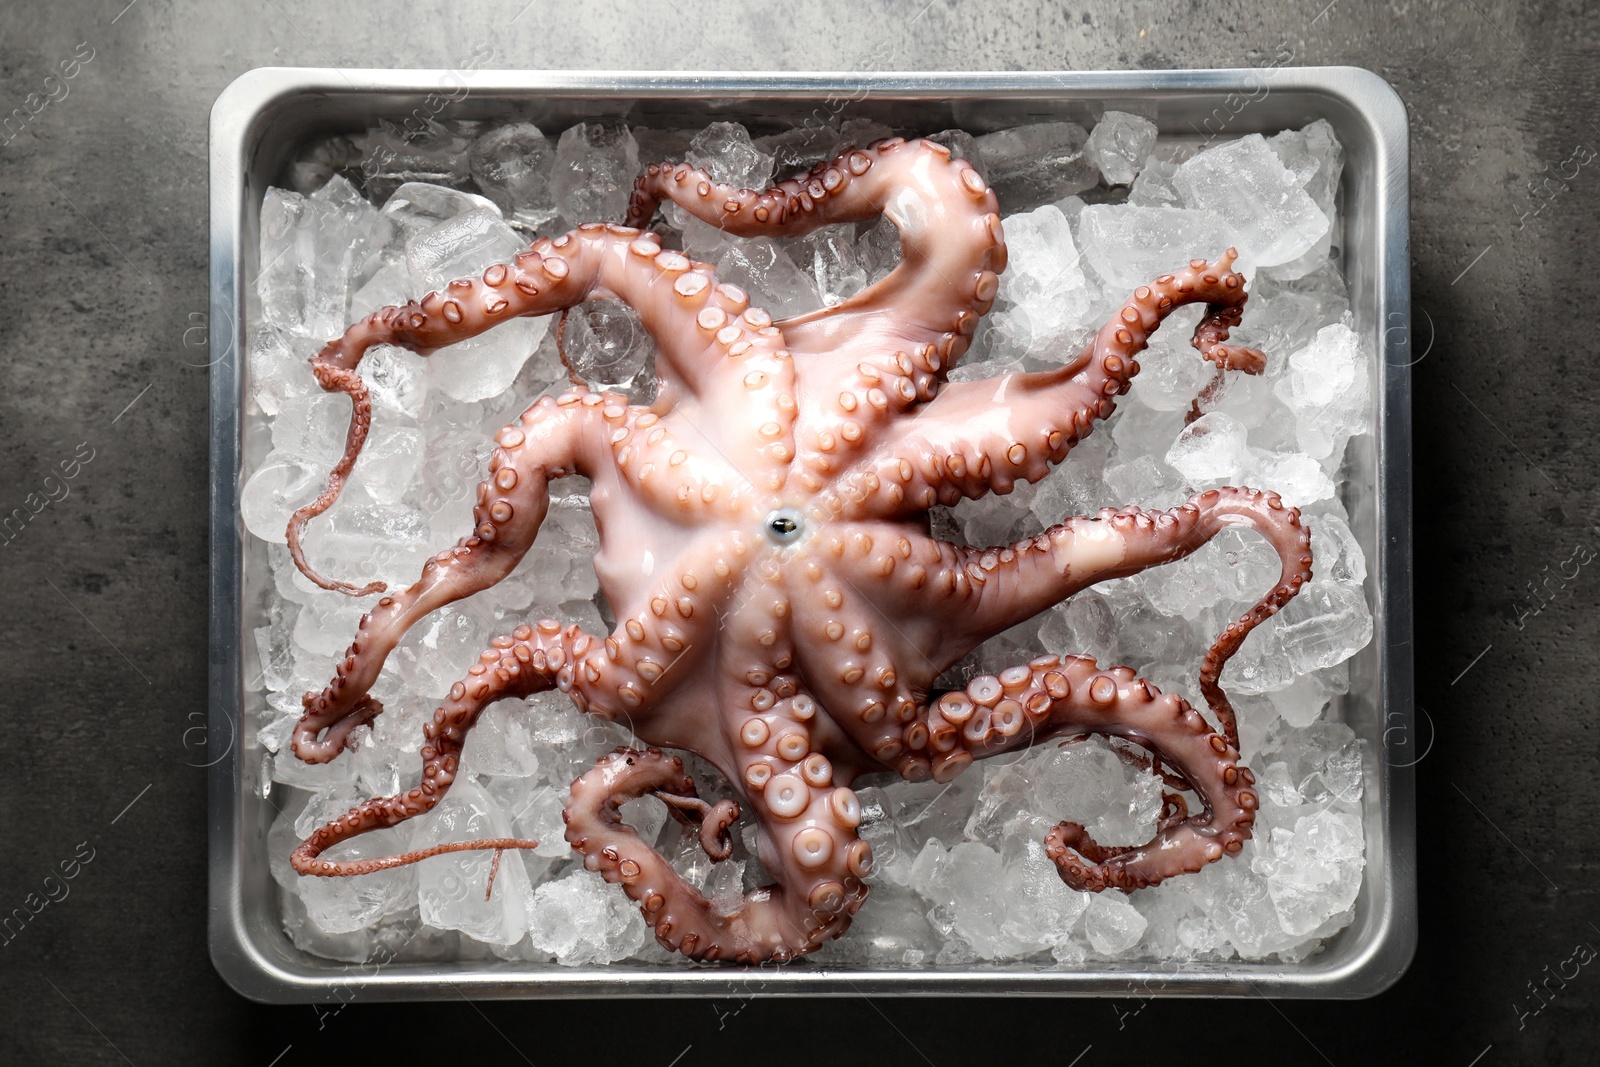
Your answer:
764;509;804;544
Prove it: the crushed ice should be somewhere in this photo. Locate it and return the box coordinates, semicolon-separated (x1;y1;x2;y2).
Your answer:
247;114;1372;969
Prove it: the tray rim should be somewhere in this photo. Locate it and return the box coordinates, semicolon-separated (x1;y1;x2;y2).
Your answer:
208;65;1414;1002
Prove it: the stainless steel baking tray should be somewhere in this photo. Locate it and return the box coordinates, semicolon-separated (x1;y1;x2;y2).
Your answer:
208;67;1413;1001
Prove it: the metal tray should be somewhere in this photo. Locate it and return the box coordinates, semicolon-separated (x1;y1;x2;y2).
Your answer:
208;67;1413;1001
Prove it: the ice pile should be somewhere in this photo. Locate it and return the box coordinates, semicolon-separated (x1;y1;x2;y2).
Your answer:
1085;110;1158;187
247;111;1371;970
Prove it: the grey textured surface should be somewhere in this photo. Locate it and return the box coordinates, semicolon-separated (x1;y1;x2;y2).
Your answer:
1;0;1596;1063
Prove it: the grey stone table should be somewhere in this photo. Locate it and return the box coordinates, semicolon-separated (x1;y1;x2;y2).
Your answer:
1;0;1594;1063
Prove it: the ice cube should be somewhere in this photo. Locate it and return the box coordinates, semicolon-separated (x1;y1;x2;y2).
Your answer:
963;758;1042;844
257;178;376;339
1267;720;1360;796
404;207;520;293
395;201;550;402
373;182;502;261
1165;411;1250;484
976;122;1098;207
953;481;1037;548
687;121;774;189
1103;454;1187;510
1029;432;1115;526
468;122;557;227
510;785;574;859
551;121;640;223
304;502;433;593
1222;274;1338;379
460;699;542;779
1120;319;1208;413
1267;120;1345;279
926;128;985;176
1192;858;1305;958
988;204;1093;357
1267;672;1334;729
1110;396;1186;460
1038;590;1118;664
1032;742;1163;846
1273;323;1370;463
360;121;473;202
1258;809;1364;936
712;237;816;319
395;600;495;698
526;869;647;965
248;325;317;417
271;744;358;791
856;214;903;286
1128;156;1182;207
358;344;431;421
348;695;430;798
349;257;412;323
998;838;1090;951
1310;510;1367;585
890;771;984;847
1172;134;1328;271
348;425;423;507
857;786;921;888
414;779;532;945
271;392;349;468
815;885;939;965
1087;111;1159;186
913;839;1021;958
1138;524;1276;621
240;449;322;544
253;612;297;697
1083;892;1149;955
426;315;547;404
1077;204;1237;290
559;299;658;389
1249;449;1335;508
1228;578;1373;693
292;586;367;659
1258;761;1303;810
704;858;746;918
297;826;416;935
789;224;868;307
672;212;735;262
754;124;836;174
1317;742;1365;806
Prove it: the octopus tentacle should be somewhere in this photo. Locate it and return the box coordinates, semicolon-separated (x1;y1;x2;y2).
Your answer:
564;748;869;963
288;225;787;594
292;622;587;878
918;656;1257;891
293;395;596;763
652;789;741;862
824;251;1265;520
936;487;1312;747
627;137;1006;368
812;488;1310;764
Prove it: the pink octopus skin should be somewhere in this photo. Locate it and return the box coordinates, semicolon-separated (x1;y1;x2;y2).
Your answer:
282;136;1312;964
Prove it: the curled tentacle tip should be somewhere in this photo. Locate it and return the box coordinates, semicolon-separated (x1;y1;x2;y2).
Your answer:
1209;344;1267;375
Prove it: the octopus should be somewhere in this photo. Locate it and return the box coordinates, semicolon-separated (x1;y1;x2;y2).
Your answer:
282;135;1313;964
